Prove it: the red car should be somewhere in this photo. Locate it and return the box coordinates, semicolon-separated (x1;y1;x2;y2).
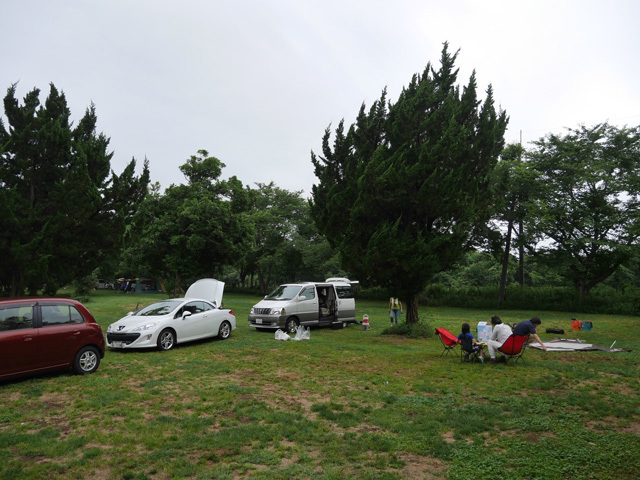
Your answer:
0;298;105;381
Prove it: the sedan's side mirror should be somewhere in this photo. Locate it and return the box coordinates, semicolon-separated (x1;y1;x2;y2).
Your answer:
182;311;192;320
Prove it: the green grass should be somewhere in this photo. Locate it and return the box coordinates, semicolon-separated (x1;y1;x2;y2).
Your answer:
1;291;639;479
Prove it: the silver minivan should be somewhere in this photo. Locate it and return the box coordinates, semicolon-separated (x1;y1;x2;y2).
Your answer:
248;278;357;333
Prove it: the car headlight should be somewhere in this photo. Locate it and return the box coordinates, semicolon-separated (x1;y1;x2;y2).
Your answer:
271;308;285;315
132;322;158;332
107;324;113;333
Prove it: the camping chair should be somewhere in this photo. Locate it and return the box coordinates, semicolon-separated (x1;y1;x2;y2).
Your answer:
435;328;459;357
497;334;530;364
459;336;484;363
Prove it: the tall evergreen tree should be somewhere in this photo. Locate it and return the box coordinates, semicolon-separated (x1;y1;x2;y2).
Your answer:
311;44;508;322
0;83;149;296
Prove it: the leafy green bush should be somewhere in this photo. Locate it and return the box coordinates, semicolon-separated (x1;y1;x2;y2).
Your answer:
73;272;98;303
381;319;432;338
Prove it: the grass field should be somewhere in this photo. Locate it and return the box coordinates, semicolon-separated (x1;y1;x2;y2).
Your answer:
1;290;639;479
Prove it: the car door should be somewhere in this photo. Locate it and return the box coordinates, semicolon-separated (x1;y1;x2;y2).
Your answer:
334;285;356;322
0;303;39;378
297;286;319;325
178;301;213;342
37;303;86;368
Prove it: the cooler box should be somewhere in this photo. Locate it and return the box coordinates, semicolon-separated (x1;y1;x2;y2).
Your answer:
477;322;492;343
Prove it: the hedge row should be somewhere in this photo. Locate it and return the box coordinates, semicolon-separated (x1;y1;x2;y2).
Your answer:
421;284;640;316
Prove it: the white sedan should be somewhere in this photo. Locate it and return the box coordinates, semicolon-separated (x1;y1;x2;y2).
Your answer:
106;279;236;351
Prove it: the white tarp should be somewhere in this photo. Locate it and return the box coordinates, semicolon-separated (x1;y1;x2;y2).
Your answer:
529;338;626;352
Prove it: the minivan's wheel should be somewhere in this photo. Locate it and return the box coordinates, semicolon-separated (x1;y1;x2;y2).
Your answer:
285;318;299;335
157;329;176;351
73;346;100;375
218;320;232;340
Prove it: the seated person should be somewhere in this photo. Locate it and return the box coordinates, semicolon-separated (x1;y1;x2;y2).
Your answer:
514;316;547;351
457;322;485;362
487;315;512;364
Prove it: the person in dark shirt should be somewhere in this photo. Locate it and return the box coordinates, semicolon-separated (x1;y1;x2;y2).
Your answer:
514;316;547;351
457;322;486;362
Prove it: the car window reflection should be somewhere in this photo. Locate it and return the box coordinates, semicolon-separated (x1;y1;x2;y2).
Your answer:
41;304;85;326
0;305;34;331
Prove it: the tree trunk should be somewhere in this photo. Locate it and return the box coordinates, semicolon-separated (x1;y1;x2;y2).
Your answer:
257;266;267;296
405;294;420;324
498;219;513;306
518;221;525;286
577;282;586;307
172;273;182;298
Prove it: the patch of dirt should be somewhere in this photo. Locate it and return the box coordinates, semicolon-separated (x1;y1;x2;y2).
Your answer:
569;374;638;398
585;415;640;435
442;430;455;444
394;453;447;479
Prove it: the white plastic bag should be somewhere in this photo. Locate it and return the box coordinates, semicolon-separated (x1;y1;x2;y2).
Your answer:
293;325;311;341
275;329;290;341
293;326;303;341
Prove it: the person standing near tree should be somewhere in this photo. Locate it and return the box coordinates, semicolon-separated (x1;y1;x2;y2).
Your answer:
389;297;402;325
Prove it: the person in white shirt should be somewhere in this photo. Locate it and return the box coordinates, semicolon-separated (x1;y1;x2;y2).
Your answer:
488;316;512;363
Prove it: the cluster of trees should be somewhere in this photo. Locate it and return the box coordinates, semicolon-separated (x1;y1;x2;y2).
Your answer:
3;44;640;321
0;84;342;298
311;44;640;322
492;124;640;305
121;153;343;295
0;83;149;296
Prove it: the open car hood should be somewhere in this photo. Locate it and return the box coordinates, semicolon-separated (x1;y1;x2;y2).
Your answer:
185;278;225;307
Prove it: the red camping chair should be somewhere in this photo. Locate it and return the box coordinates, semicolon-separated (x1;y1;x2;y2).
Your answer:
497;334;530;364
435;328;459;357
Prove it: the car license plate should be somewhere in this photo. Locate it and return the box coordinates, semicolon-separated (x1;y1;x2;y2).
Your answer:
256;318;263;324
112;341;124;348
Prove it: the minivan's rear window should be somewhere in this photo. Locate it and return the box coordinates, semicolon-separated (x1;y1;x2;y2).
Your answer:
335;286;353;299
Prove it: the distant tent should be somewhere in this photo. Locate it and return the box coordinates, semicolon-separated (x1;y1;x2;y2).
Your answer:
118;278;166;294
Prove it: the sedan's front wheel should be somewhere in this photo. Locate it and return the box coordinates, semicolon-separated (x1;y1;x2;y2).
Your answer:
218;320;232;340
73;346;101;375
157;329;176;351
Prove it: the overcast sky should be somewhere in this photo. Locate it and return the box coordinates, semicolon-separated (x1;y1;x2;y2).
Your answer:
2;0;639;196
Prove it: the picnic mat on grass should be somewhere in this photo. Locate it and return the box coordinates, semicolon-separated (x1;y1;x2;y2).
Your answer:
529;338;629;352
